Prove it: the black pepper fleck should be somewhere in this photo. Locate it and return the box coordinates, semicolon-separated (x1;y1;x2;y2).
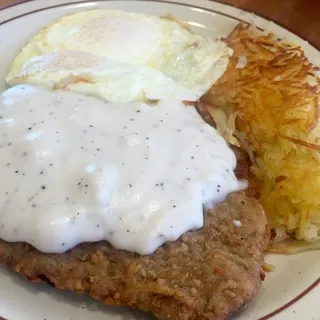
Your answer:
41;185;46;190
129;184;132;188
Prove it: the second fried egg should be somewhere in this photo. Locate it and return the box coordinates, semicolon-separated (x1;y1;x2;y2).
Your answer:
7;9;232;103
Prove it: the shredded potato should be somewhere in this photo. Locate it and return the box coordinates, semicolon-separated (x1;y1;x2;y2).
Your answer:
203;24;320;242
267;238;320;254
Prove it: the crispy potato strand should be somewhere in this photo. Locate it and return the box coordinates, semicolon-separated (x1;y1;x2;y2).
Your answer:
203;23;320;241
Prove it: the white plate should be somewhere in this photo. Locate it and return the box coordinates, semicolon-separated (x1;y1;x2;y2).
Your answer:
0;1;319;320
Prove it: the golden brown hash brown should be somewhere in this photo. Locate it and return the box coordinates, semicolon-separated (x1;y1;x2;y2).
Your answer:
203;23;320;241
0;192;268;320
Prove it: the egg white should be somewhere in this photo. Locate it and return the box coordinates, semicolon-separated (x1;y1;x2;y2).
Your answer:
7;9;232;103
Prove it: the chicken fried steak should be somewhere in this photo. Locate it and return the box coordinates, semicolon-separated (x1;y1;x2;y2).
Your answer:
0;189;268;320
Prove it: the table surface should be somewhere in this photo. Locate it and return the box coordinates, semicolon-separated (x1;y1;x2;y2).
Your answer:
1;0;320;48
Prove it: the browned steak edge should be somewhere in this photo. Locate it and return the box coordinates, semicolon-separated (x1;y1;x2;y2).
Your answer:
0;192;269;320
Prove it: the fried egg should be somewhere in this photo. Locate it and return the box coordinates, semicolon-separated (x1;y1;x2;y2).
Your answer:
7;10;232;103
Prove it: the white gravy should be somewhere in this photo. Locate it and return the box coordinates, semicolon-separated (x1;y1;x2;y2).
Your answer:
0;85;245;255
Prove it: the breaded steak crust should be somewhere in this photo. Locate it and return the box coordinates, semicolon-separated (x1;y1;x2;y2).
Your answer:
0;191;268;320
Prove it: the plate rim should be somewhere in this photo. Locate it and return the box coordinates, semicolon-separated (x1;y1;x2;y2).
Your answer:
0;1;319;320
1;0;320;51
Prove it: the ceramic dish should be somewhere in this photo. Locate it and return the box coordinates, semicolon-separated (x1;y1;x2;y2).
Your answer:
0;1;319;319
